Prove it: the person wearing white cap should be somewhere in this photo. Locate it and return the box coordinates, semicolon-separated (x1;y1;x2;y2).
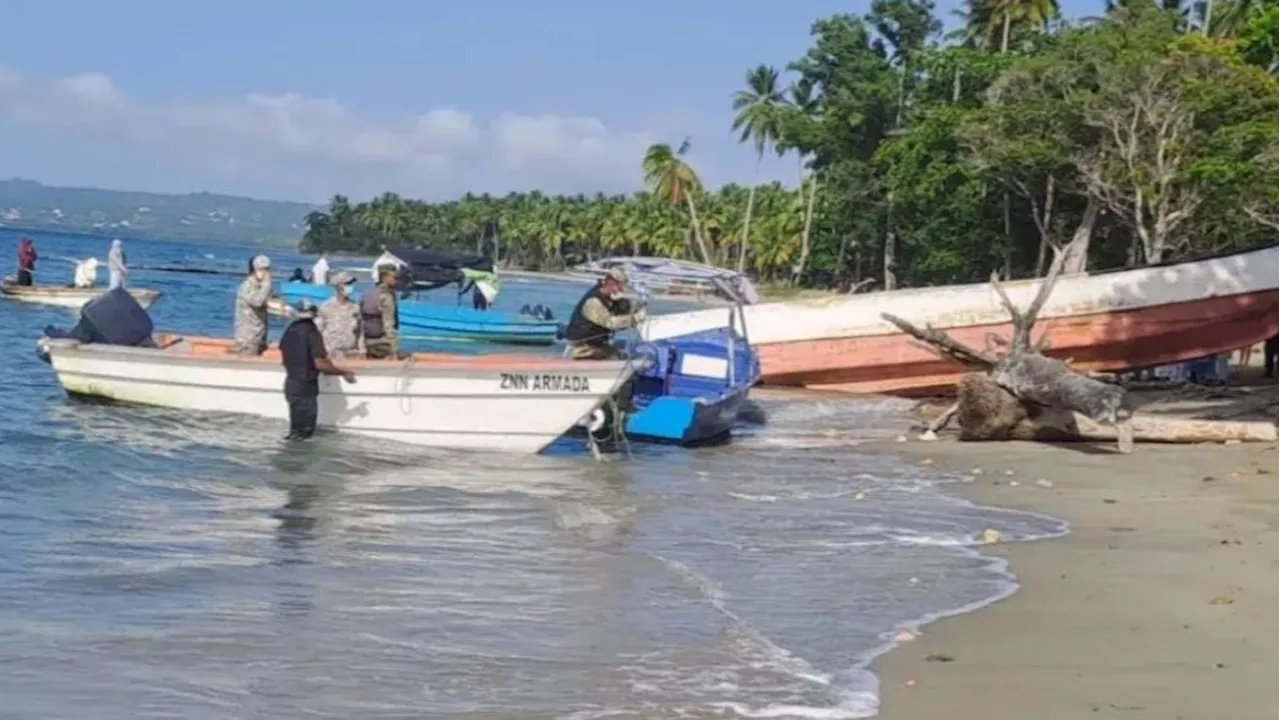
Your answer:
315;271;362;357
234;254;274;355
563;266;646;360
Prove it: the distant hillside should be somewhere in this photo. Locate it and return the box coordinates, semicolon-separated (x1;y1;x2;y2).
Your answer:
0;179;321;247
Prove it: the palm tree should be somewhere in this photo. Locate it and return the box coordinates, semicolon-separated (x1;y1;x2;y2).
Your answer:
985;0;1060;50
731;64;788;273
642;139;711;264
785;81;821;284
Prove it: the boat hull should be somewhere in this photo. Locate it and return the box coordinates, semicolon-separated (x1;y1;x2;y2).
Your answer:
625;391;748;445
275;284;560;345
644;246;1280;395
2;283;161;310
40;336;636;453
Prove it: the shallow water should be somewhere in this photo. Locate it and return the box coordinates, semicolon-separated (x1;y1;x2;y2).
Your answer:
0;229;1066;719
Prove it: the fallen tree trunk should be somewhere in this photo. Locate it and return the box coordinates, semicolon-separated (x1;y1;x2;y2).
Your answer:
953;373;1275;444
879;245;1243;453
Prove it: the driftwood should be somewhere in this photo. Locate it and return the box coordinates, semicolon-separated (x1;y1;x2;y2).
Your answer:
884;248;1140;452
949;373;1276;444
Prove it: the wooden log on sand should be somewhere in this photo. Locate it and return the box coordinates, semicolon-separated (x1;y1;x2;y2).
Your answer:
882;244;1275;452
953;373;1277;444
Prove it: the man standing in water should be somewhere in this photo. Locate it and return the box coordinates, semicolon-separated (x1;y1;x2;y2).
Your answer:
361;265;402;360
316;271;362;356
234;254;274;355
279;299;357;440
108;239;128;290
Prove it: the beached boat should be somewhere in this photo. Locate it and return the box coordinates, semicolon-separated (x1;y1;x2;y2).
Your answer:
571;257;761;305
641;244;1280;395
37;331;640;453
273;282;561;345
621;325;760;445
1;280;162;310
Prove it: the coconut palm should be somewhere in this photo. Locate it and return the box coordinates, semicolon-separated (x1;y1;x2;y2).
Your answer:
731;64;788;272
642;139;711;264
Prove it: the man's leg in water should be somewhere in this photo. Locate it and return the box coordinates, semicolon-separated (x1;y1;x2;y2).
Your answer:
286;393;319;439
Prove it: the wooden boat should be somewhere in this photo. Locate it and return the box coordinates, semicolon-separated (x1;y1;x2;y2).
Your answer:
641;244;1280;395
1;280;162;310
37;333;640;453
273;282;561;345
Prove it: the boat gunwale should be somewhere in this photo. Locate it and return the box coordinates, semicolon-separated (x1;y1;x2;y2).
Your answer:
45;333;633;374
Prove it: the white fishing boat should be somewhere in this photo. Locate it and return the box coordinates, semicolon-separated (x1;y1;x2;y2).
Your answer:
1;280;162;310
37;334;640;453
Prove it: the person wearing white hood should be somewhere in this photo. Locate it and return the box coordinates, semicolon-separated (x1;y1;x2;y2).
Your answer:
72;257;100;288
108;239;128;290
311;253;330;285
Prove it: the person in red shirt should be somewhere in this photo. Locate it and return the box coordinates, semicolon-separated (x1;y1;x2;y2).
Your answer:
16;236;37;286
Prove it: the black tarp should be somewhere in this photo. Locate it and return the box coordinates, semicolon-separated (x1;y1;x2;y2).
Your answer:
383;246;494;288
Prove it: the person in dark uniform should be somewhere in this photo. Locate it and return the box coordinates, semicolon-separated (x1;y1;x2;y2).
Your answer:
563;267;646;360
278;299;358;440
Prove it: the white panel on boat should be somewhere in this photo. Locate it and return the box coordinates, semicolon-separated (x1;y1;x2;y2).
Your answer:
679;354;729;380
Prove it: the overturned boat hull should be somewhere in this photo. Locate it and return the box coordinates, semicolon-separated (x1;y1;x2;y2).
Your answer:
642;245;1280;395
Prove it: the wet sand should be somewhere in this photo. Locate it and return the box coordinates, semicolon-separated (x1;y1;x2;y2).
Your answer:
870;437;1278;719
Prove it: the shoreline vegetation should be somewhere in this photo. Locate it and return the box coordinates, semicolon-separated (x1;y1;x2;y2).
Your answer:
299;1;1277;295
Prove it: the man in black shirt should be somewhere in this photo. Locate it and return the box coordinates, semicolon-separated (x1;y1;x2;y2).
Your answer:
279;299;357;440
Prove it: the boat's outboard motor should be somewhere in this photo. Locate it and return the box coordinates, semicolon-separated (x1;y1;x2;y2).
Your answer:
43;287;157;348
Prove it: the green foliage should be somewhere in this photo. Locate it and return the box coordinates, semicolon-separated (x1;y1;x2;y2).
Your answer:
305;0;1275;289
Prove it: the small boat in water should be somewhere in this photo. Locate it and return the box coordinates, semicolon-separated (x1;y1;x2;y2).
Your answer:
36;291;639;453
621;325;760;445
643;244;1280;395
1;279;162;310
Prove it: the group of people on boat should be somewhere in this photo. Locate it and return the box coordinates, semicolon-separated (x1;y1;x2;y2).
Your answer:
12;236;129;289
235;254;412;439
234;255;404;361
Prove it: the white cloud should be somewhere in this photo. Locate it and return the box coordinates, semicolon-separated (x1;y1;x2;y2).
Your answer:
0;67;662;202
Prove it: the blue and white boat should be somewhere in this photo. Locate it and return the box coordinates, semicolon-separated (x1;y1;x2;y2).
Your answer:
622;324;760;445
277;247;561;346
578;283;759;447
276;282;561;346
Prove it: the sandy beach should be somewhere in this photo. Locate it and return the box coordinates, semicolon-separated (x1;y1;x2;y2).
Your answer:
869;433;1277;719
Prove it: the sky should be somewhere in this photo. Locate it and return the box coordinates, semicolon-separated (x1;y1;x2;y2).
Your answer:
0;0;1085;205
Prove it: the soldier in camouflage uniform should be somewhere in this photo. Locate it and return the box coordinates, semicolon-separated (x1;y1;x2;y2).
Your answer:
234;254;274;355
361;265;402;360
316;271;362;357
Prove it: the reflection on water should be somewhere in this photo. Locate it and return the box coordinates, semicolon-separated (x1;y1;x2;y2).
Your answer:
0;232;1066;719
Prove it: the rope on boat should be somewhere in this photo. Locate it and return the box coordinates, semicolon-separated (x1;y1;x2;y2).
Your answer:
396;354;416;415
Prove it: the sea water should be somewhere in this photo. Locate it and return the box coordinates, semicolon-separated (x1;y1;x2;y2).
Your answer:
0;229;1066;719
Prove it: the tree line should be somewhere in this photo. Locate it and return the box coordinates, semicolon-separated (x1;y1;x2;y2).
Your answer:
301;0;1278;290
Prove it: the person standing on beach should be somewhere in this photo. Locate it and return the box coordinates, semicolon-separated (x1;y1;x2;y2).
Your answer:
16;236;37;286
234;254;274;355
361;265;402;360
315;271;362;357
107;239;128;290
278;299;357;440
